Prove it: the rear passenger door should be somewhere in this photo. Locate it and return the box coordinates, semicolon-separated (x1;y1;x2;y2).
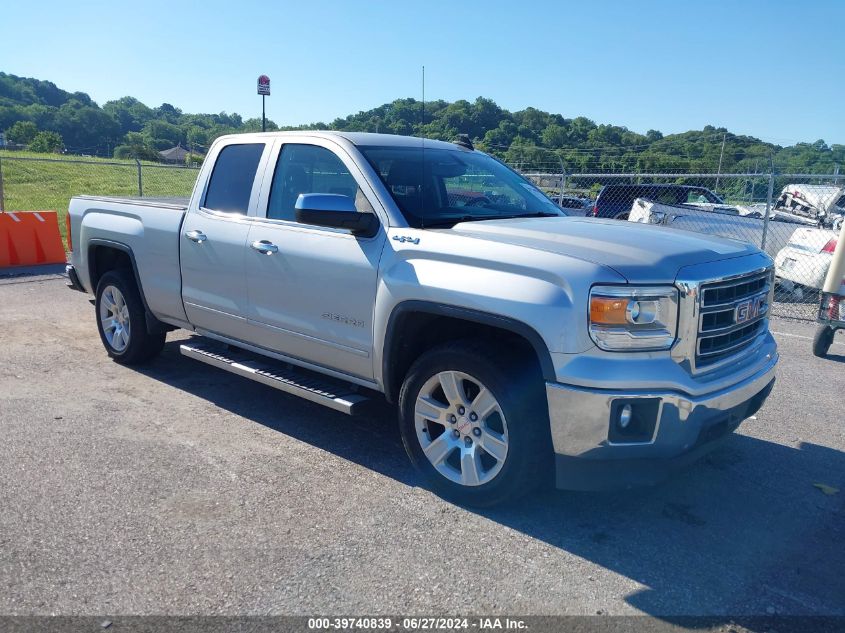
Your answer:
242;139;387;381
180;141;272;339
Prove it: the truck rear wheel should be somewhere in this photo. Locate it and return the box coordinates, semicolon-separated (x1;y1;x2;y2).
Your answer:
812;324;836;358
397;341;551;506
95;269;165;365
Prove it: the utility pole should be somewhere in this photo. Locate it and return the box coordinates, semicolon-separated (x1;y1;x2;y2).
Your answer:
714;132;726;193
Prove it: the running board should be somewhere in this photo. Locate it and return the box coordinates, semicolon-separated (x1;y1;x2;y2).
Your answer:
179;340;370;415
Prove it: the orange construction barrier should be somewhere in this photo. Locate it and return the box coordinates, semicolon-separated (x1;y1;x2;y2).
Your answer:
0;211;67;268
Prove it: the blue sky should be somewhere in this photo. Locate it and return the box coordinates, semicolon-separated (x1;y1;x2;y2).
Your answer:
2;0;843;145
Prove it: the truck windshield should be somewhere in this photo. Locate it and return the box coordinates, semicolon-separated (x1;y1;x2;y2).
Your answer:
359;146;565;228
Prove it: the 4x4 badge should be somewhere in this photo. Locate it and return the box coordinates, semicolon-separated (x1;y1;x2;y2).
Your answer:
392;235;420;245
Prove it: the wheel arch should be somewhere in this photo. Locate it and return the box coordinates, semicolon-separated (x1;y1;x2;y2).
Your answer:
381;300;555;404
88;239;165;334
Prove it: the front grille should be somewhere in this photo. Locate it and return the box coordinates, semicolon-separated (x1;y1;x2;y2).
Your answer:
696;269;772;368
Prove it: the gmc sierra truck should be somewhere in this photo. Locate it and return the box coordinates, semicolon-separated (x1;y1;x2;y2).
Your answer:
66;132;778;506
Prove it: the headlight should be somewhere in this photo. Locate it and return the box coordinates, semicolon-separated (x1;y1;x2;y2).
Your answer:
648;211;667;225
589;285;679;351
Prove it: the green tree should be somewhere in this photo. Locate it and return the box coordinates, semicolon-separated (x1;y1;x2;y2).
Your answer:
113;131;160;161
6;120;38;144
143;119;183;148
541;123;569;149
186;125;208;147
53;100;120;152
29;130;63;153
103;96;155;136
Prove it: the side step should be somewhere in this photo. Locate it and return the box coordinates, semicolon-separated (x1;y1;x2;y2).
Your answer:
180;340;371;415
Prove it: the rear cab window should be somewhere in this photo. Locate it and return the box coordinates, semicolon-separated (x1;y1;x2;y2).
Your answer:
203;143;265;214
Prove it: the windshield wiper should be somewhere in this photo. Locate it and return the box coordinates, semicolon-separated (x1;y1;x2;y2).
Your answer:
423;212;561;228
422;215;477;228
478;212;562;221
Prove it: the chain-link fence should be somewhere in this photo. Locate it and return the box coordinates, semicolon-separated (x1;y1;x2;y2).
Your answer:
518;168;844;321
0;155;200;241
2;153;843;321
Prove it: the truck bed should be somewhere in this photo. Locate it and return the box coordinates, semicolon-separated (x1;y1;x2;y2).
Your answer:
68;194;190;325
73;195;189;210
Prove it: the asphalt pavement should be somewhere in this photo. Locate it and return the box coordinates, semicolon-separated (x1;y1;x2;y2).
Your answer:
1;273;843;619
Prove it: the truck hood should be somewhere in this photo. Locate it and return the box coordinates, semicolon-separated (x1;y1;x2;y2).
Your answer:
449;216;759;283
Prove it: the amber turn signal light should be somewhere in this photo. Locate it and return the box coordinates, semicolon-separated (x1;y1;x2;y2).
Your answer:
590;296;629;325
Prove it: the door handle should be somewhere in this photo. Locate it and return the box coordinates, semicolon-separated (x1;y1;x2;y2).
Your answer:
184;230;207;243
251;240;279;255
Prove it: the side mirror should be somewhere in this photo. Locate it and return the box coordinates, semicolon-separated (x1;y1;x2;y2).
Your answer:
294;193;379;236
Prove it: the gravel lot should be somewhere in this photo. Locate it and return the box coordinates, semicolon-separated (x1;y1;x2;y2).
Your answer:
1;272;843;619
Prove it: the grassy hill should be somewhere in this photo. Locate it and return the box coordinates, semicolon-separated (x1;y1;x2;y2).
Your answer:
1;151;198;239
3;71;844;176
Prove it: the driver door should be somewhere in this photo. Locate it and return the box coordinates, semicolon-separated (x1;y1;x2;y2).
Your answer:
242;139;387;381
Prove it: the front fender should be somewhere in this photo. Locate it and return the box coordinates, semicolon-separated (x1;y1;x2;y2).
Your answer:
372;230;625;388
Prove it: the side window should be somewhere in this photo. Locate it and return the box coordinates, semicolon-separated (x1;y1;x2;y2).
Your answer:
267;144;374;222
203;143;265;214
686;189;709;204
654;189;679;205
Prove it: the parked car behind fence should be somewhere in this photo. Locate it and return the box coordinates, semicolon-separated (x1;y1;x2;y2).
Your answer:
592;183;723;220
774;184;845;229
628;197;815;259
775;227;839;293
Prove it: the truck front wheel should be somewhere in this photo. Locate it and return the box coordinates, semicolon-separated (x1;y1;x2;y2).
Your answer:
95;269;165;365
398;341;552;506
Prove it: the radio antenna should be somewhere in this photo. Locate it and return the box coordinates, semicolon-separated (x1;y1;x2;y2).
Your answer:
421;65;426;228
421;65;425;127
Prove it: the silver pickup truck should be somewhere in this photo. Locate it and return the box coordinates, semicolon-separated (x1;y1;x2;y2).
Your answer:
66;131;778;506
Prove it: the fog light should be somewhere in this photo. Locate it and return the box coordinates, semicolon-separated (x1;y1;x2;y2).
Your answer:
619;404;633;429
609;398;660;444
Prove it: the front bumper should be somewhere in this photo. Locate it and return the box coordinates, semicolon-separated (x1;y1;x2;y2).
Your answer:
547;353;777;490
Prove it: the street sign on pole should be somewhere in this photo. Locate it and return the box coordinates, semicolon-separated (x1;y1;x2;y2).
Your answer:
257;75;270;132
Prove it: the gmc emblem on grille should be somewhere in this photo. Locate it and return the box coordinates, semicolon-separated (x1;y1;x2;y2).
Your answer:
735;296;765;324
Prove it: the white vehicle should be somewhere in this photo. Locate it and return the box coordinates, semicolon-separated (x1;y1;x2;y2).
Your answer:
65;131;778;506
774;184;845;229
774;227;839;291
629;198;814;258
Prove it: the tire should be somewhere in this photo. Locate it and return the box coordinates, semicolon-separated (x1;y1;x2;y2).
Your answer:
613;211;630;221
95;269;166;365
398;340;552;507
812;324;836;358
